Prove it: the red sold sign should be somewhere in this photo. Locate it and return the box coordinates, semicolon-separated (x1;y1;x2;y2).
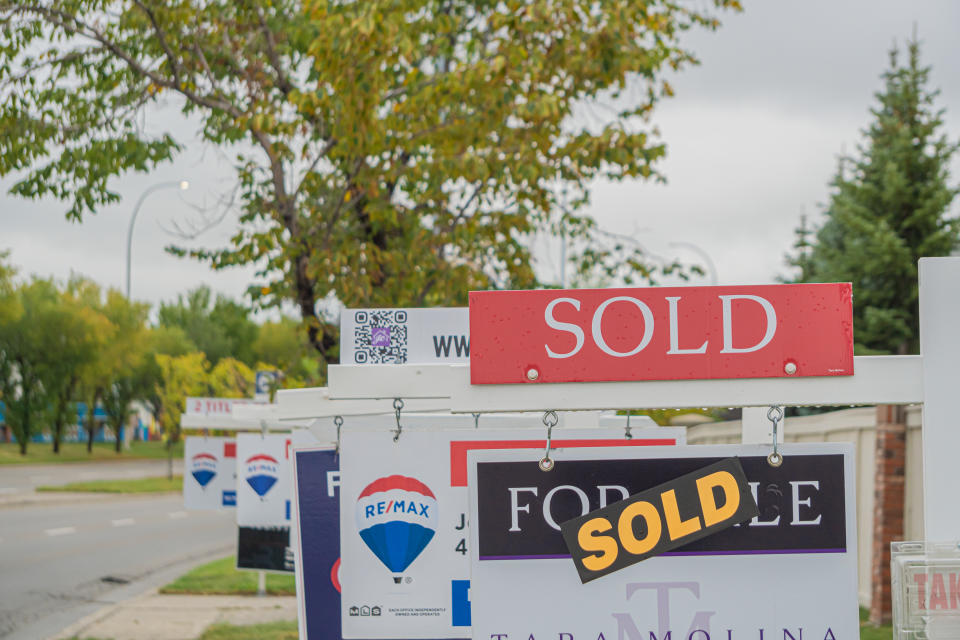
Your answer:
469;283;853;384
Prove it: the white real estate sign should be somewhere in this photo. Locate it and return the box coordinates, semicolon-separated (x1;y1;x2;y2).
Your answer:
183;436;237;510
467;444;858;640
340;308;469;365
236;433;295;572
339;424;684;639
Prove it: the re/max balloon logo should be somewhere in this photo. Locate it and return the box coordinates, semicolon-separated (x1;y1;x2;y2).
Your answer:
190;453;218;488
244;454;279;498
355;475;438;575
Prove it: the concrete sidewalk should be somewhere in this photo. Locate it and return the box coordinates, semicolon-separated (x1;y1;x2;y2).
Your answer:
51;591;297;640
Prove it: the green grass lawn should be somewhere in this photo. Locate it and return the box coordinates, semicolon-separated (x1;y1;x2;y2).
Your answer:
0;440;183;464
160;555;296;596
199;620;298;640
36;475;182;493
860;607;893;639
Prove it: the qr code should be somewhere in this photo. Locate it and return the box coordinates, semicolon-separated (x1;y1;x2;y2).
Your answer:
353;310;408;364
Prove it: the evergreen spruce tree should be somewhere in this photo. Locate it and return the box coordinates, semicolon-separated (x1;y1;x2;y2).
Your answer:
789;38;959;354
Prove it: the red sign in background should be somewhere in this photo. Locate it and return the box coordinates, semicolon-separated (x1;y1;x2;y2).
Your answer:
469;283;853;384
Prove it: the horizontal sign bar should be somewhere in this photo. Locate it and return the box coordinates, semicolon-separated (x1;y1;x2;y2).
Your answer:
450;355;922;412
327;364;457;400
470;283;853;384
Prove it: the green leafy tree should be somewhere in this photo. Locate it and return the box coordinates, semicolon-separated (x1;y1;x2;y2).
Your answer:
0;0;739;369
99;293;151;452
158;287;257;365
43;288;109;453
67;278;117;451
0;279;64;454
787;39;959;354
253;318;318;385
0;262;23;447
138;325;195;432
208;357;255;398
155;351;209;477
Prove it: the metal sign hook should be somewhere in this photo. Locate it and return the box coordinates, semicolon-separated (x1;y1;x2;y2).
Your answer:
472;412;480;429
334;415;343;455
625;410;633;440
539;410;559;471
766;406;784;467
393;398;404;442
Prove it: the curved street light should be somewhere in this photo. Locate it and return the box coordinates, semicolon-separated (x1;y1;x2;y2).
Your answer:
669;241;718;286
125;180;189;299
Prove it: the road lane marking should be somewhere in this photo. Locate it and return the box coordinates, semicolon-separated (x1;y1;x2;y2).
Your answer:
168;511;188;519
112;518;135;527
45;526;76;537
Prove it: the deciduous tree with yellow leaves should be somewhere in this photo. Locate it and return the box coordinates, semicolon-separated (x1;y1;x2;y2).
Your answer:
0;0;740;371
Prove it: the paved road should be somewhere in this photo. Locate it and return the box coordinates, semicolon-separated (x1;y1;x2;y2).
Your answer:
0;494;235;639
0;458;184;496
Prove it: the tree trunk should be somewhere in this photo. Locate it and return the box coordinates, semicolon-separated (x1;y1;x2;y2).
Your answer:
86;389;100;453
17;409;28;455
53;379;76;455
115;420;123;453
167;440;174;481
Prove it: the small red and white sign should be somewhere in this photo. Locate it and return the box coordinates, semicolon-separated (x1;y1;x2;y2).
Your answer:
185;397;261;417
469;283;853;384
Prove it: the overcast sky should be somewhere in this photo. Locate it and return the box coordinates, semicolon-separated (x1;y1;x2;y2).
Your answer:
1;0;958;319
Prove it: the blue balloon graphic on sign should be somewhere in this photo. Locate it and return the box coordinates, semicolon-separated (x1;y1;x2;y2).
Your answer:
245;454;280;497
355;475;438;574
191;453;217;488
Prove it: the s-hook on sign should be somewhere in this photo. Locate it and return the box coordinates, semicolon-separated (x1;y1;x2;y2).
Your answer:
469;283;853;384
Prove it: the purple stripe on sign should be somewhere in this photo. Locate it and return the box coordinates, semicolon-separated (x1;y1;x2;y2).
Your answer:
479;548;846;561
662;548;847;557
480;554;572;560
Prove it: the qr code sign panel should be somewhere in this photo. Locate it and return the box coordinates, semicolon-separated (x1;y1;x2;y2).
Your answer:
353;310;409;364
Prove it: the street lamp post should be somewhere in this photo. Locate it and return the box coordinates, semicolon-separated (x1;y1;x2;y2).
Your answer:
669;241;718;286
125;180;189;298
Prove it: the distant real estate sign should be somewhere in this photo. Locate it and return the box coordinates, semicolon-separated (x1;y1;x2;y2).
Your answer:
183;436;236;510
185;397;263;417
341;308;469;365
236;433;295;573
469;283;854;384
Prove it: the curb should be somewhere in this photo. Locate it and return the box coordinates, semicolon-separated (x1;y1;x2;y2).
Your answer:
49;548;235;640
0;491;181;510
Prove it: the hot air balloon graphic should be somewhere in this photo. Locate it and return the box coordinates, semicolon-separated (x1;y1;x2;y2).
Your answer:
355;475;438;574
244;454;280;498
190;453;218;488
